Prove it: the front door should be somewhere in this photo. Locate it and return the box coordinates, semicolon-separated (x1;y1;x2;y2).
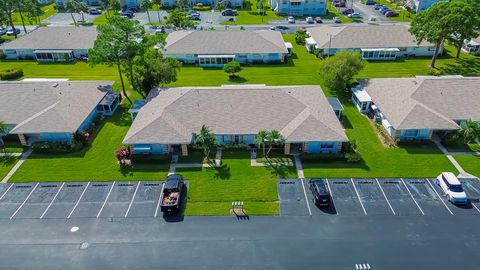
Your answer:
234;135;240;143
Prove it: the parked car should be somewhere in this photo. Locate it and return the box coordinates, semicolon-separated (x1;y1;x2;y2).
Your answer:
342;8;354;15
160;174;185;213
365;0;376;5
374;3;383;9
333;17;342;23
306;17;314;24
315;17;323;23
385;11;399;17
309;179;331;207
127;7;139;13
121;11;134;18
88;8;102;15
189;13;201;20
381;8;393;15
6;28;20;36
437;172;468;204
379;7;391;14
221;8;238;16
348;12;362;18
0;27;7;36
333;1;346;7
369;16;377;21
276;25;289;30
287;16;295;23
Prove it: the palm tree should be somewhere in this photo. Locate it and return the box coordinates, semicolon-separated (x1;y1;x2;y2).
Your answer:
194;125;218;163
254;130;268;158
64;0;78;26
456;119;480;144
153;0;162;23
142;0;153;25
265;130;285;158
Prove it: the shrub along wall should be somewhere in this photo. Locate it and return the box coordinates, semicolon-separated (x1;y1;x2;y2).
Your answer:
0;68;23;80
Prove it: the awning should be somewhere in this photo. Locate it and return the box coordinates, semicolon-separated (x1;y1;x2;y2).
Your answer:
98;92;120;106
133;146;151;151
352;88;372;102
284;42;293;49
361;48;400;52
198;55;235;58
128;99;146;114
305;37;317;46
34;49;73;54
327;97;344;111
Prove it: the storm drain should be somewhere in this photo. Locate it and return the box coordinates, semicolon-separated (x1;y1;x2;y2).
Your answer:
79;242;89;250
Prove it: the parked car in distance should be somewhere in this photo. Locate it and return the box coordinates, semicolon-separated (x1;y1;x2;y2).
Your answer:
276;25;290;30
385;11;399;17
333;1;346;7
379;7;391;14
6;28;20;36
287;16;295;23
120;11;134;18
315;17;323;23
365;0;376;5
221;8;238;16
309;179;331;207
160;174;185;213
348;12;362;18
369;16;377;21
127;7;139;13
0;27;7;36
88;8;102;15
381;9;393;15
334;16;342;23
189;13;201;20
374;3;383;9
342;8;354;15
437;172;468;204
306;16;314;23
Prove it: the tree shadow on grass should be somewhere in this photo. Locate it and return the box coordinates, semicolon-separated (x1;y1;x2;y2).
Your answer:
397;141;444;155
264;159;297;179
213;163;231;180
0;155;18;166
439;58;480;77
228;76;247;83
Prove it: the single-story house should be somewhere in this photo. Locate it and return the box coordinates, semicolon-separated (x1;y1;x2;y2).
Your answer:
305;25;438;60
0;26;97;62
352;76;480;140
163;30;290;66
123;85;348;156
463;36;480;55
270;0;327;16
0;80;120;146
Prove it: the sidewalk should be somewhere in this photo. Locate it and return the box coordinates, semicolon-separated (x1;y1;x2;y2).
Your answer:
1;149;32;183
433;139;477;179
293;155;304;179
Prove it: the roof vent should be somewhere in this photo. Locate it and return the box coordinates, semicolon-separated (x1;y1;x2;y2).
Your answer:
52;83;59;88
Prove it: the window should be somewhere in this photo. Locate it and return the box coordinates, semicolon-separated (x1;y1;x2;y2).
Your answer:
290;1;301;5
403;129;419;137
361;102;367;110
320;143;334;148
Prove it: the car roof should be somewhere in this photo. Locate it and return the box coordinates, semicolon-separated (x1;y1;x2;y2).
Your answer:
442;172;461;185
311;179;328;194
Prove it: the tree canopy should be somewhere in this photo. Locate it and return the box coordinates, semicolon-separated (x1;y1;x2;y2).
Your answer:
166;9;194;29
319;51;364;93
194;125;218;162
223;61;242;77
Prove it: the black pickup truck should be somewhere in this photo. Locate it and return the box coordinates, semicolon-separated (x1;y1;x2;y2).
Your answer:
160;174;185;213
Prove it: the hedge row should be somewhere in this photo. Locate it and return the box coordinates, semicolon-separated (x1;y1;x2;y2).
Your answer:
0;68;23;80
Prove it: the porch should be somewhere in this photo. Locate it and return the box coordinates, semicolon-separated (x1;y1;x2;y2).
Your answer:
198;55;235;66
34;50;74;62
96;92;121;116
361;48;399;61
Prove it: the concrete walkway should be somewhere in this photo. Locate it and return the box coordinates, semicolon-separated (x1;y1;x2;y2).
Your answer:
293;155;305;179
250;150;293;167
168;150;222;175
0;153;22;157
1;149;32;183
433;139;477;179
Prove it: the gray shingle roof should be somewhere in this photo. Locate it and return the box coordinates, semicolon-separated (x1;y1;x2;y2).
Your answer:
123;85;348;144
363;77;480;130
307;24;432;49
163;30;288;54
0;26;97;50
0;81;113;134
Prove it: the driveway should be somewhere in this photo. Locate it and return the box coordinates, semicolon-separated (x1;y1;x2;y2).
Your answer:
42;12;100;26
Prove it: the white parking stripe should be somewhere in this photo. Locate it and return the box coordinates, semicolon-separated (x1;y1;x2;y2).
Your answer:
0;184;13;201
300;178;312;216
426;178;454;215
96;182;115;218
351;178;367;215
40;182;65;219
67;182;90;219
10;183;39;219
154;183;165;218
376;178;396;215
401;178;425;215
325;178;338;215
124;182;140;218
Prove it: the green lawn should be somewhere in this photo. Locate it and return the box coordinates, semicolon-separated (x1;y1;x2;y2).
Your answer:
12;3;57;26
302;101;458;178
455;155;480;178
0;156;18;180
177;150;213;164
178;150;296;215
9;106;170;182
221;0;283;25
444;143;480;153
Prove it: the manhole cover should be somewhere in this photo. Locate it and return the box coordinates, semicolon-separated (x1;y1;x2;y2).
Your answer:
70;226;79;232
79;242;89;250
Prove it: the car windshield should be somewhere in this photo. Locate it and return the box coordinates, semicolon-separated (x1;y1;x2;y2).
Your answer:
450;184;463;192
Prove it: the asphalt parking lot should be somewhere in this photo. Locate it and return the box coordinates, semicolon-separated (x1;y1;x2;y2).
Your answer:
278;178;480;217
42;13;100;25
0;181;188;219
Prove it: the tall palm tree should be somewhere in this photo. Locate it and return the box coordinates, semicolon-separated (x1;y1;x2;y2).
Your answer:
254;130;268;158
142;0;153;25
456;119;480;143
265;130;285;158
64;0;78;26
194;125;218;162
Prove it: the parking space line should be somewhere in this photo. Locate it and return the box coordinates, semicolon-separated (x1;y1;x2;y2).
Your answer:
300;178;312;216
0;184;13;201
10;183;39;219
67;182;90;219
376;178;396;215
96;182;115;218
401;178;425;215
426;178;454;215
40;182;65;219
124;182;140;218
154;183;165;218
325;178;338;215
351;178;367;215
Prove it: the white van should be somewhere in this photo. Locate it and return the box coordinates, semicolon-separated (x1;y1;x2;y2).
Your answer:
437;172;468;204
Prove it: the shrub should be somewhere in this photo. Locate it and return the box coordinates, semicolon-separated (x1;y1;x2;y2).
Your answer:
0;50;5;59
223;61;242;78
32;140;82;154
345;152;362;163
73;131;90;146
0;68;23;80
223;142;248;149
427;68;444;76
115;146;132;167
295;29;308;45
